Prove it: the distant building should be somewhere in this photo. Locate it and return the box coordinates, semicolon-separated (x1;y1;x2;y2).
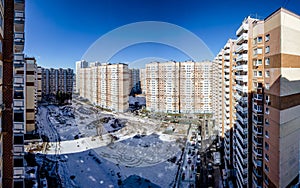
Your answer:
139;68;147;94
75;60;88;93
78;62;130;112
129;68;141;95
41;68;73;98
145;61;213;114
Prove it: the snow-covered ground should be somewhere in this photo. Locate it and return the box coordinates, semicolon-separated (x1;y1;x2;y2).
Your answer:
29;99;190;187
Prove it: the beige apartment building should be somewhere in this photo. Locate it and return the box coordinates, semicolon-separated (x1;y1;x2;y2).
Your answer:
215;7;300;188
140;68;147;94
79;63;130;112
75;60;88;93
213;39;237;170
145;61;213;114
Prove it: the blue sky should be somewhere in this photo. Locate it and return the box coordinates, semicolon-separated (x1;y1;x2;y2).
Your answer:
25;0;300;70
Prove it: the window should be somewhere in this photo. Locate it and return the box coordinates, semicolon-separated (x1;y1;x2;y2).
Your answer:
0;40;2;54
254;71;257;77
257;59;262;65
0;14;3;29
265;83;270;90
265;71;270;77
265;130;269;138
265;46;270;54
265;153;269;161
265;142;269;150
266;107;270;114
257;36;263;43
258;71;262;77
265;34;270;42
265;58;270;65
265;164;269;172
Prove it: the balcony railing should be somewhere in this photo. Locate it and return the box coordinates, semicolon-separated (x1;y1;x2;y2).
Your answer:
236;120;248;135
236;43;248;53
235;84;248;93
235;64;248;71
13;167;25;179
235;75;248;82
236;53;248;62
236;33;248;45
253;158;262;168
13;123;24;133
236;23;249;36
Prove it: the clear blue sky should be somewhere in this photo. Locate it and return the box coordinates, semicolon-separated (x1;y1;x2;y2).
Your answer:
24;0;300;70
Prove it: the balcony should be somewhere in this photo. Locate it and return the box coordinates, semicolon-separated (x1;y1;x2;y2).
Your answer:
236;112;248;125
14;53;24;61
13;123;24;133
253;93;263;101
236;154;248;173
224;55;230;60
253;147;263;158
14;12;25;32
236;23;249;36
253;158;262;168
225;87;230;93
225;94;230;99
13;145;24;155
236;120;248;134
236;33;248;45
224;74;230;80
14;0;25;11
253;179;262;188
236;84;248;93
235;64;248;72
14;33;25;52
236;43;248;53
253;126;263;136
224;68;230;73
236;131;248;145
252;137;263;147
235;75;248;82
13;167;25;179
13;99;24;109
236;136;248;155
224;48;230;55
236;54;248;62
236;104;247;114
253;104;263;113
224;61;230;66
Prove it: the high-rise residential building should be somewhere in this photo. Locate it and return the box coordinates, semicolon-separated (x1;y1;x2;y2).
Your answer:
139;68;146;94
78;62;130;112
215;8;300;188
213;39;237;171
1;0;26;187
129;68;140;94
145;61;213;114
262;8;300;188
75;60;88;93
41;67;74;99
